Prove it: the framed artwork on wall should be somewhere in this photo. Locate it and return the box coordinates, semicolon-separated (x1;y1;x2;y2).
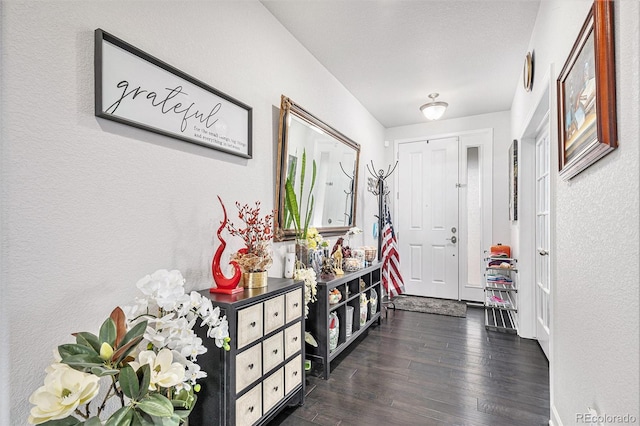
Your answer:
95;29;253;158
509;140;518;222
556;0;617;180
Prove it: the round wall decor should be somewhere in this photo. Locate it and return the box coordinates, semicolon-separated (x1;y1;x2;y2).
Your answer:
523;51;534;92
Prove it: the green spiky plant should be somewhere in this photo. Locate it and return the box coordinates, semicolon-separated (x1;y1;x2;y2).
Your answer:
284;149;317;240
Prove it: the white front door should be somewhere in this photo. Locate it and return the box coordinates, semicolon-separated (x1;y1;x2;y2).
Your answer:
398;137;459;299
535;121;551;359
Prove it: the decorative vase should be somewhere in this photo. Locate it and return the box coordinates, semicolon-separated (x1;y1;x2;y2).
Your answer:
295;239;309;268
284;252;296;278
242;271;268;288
211;196;243;294
359;293;368;326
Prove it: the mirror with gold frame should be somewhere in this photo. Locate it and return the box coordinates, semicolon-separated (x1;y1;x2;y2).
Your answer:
274;95;360;241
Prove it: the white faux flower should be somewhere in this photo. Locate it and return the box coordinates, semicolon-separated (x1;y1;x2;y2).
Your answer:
128;349;185;391
28;363;100;425
346;227;363;236
136;269;187;311
294;267;317;319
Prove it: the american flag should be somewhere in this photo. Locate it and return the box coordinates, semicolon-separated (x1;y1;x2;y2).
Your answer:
381;210;405;297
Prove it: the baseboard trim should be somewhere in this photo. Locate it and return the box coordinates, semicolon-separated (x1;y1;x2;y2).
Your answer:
550;404;562;426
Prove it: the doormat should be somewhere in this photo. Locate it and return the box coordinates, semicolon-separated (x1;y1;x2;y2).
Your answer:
389;295;467;317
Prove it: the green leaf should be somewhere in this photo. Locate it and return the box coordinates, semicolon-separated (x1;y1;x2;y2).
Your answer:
119;320;147;348
105;406;133;426
136;364;151;400
173;408;192;420
58;343;98;359
299;149;307;206
40;417;82;426
171;391;196;411
112;319;147;365
83;417;103;426
73;332;101;353
285;178;301;235
304;195;315;241
131;409;155;426
99;317;117;347
62;354;104;372
119;365;139;400
90;366;120;377
303;160;317;237
137;393;174;417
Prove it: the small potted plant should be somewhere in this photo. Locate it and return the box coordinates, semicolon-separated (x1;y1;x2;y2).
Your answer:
226;200;275;288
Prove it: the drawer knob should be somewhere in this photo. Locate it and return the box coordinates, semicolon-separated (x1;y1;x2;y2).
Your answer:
250;321;256;327
293;336;298;342
248;406;254;413
293;371;298;376
293;302;299;307
274;311;279;317
248;363;254;370
274;386;279;392
273;349;278;354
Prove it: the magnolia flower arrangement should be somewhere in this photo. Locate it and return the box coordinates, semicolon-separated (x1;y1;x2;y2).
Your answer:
28;269;230;425
226;201;275;273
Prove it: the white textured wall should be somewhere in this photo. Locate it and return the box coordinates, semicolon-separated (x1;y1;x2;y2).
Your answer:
511;0;640;424
385;111;512;245
0;1;384;423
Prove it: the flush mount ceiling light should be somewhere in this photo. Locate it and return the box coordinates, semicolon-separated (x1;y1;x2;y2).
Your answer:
420;93;448;120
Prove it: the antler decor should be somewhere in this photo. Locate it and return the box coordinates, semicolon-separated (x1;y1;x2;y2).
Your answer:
210;196;243;294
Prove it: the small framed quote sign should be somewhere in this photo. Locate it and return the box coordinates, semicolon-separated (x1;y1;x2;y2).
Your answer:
95;29;252;158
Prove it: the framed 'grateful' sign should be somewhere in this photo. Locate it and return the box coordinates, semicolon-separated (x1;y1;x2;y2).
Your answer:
95;29;252;158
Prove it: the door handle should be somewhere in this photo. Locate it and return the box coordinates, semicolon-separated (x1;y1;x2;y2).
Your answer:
539;249;549;256
446;236;457;244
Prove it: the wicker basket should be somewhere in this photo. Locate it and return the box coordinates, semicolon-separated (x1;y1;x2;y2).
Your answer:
364;249;377;262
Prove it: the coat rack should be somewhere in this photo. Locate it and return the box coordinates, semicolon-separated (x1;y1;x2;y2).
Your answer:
339;161;356;225
366;160;398;261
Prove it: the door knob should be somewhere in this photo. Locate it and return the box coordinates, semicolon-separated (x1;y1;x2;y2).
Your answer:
446;236;457;244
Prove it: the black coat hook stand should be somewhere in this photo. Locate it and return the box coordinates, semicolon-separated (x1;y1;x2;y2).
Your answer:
366;160;398;261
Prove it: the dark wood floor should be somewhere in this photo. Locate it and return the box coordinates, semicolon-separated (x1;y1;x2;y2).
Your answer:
270;306;549;426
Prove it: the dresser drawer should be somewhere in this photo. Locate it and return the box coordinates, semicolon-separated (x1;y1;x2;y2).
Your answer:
285;288;303;323
284;321;302;359
237;303;263;350
262;368;284;415
235;383;262;426
262;331;284;374
264;295;285;335
284;354;302;395
235;344;262;394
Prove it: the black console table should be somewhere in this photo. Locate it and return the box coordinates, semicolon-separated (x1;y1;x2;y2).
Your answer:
305;263;382;379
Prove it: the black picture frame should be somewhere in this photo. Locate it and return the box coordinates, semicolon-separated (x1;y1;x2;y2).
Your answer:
95;29;252;158
509;140;518;222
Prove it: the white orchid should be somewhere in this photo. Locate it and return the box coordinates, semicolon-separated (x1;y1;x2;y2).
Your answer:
128;349;185;390
294;267;319;347
136;269;188;311
28;363;100;425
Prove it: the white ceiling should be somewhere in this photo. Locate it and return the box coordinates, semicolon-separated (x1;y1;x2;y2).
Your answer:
261;0;541;128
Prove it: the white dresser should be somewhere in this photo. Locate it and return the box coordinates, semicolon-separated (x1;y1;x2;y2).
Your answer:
191;278;305;426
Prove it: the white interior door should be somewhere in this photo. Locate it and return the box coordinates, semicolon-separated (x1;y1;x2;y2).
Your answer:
398;138;459;299
535;121;551;359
